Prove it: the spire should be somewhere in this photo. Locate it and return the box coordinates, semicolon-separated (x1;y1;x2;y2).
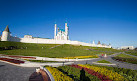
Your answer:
54;21;56;24
4;25;10;32
65;18;67;23
98;41;101;45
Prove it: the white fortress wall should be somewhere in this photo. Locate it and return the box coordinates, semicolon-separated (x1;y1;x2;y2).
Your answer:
7;36;111;48
19;37;90;45
20;37;80;45
10;36;21;42
2;35;111;48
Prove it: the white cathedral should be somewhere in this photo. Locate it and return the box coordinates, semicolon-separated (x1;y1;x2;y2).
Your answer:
0;22;111;48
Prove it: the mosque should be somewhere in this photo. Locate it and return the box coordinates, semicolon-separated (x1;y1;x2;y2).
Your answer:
0;22;111;48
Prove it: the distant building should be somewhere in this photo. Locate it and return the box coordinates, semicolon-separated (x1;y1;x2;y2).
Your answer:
121;46;134;50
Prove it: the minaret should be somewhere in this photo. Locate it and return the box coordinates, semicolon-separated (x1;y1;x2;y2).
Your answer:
54;23;57;40
65;22;68;40
92;40;95;45
1;25;11;41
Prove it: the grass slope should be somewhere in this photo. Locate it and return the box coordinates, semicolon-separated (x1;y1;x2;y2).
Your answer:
0;41;122;57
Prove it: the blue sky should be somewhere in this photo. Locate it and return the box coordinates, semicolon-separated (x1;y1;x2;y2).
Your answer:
0;0;137;48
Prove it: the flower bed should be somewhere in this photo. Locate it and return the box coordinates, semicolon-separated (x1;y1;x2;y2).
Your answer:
62;55;98;59
27;60;61;63
46;66;73;81
78;64;127;81
1;55;36;59
6;55;36;59
70;64;111;81
92;65;137;81
0;57;25;64
45;65;133;81
58;65;101;81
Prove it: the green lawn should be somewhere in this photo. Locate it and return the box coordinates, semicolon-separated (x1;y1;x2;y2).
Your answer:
96;60;111;64
0;41;122;58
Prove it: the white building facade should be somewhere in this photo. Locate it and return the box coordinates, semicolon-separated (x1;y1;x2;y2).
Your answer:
54;22;69;40
121;46;134;50
1;24;111;48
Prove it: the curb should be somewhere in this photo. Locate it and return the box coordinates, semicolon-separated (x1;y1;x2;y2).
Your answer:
92;62;116;65
40;66;55;81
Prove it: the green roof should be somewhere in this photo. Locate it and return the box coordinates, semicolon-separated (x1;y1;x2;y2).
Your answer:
59;29;65;32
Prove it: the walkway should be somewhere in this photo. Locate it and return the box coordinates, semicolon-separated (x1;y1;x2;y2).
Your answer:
50;44;63;49
0;61;36;81
74;53;137;70
124;53;137;58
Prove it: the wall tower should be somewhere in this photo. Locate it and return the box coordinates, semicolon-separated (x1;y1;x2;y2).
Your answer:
1;25;11;41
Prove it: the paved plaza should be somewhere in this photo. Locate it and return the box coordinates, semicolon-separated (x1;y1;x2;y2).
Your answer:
0;61;36;81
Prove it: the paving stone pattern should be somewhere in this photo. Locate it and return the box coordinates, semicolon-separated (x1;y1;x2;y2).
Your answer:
0;61;36;81
74;53;137;70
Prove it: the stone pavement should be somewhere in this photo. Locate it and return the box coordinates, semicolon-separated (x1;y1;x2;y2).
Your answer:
0;61;36;81
74;53;137;70
124;53;137;58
